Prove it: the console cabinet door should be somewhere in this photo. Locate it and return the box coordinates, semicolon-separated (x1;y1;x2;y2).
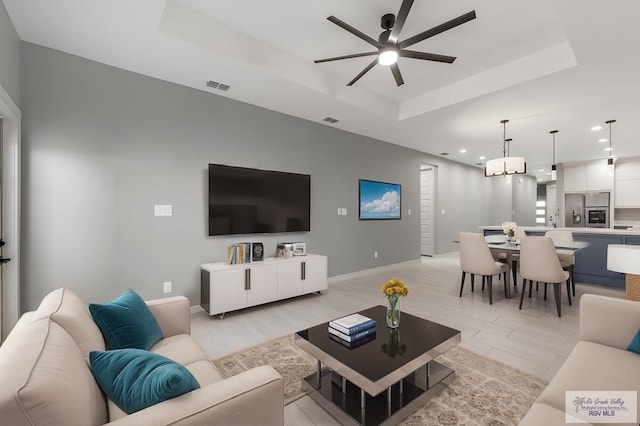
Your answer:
247;264;278;306
210;268;247;314
277;262;304;299
302;257;328;293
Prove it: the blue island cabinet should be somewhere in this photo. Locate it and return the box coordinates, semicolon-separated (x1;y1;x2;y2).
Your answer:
573;233;625;289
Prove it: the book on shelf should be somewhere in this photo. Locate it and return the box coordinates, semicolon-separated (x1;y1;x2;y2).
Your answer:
329;313;376;335
329;333;376;349
226;243;252;265
328;325;376;343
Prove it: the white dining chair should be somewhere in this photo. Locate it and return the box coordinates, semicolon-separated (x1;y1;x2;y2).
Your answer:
519;236;572;317
544;230;576;297
459;232;509;305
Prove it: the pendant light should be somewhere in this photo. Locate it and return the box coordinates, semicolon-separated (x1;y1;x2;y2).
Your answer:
550;130;558;181
606;119;616;166
485;119;527;177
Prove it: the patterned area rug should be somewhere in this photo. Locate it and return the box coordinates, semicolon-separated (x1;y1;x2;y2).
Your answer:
212;335;546;424
213;335;317;405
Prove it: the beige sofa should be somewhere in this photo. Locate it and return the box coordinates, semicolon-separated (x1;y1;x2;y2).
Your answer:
0;288;284;425
520;294;640;425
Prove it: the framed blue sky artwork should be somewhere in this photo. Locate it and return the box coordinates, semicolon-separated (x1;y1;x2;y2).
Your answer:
358;179;401;220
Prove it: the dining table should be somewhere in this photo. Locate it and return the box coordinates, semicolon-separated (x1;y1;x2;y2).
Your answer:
484;235;589;299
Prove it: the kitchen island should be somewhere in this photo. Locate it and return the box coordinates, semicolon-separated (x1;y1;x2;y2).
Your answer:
480;226;640;289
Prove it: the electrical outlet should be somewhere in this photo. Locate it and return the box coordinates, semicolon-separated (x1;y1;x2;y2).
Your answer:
163;281;172;293
374;251;378;259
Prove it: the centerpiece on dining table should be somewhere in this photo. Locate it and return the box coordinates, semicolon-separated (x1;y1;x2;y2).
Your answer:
381;278;409;328
502;221;518;243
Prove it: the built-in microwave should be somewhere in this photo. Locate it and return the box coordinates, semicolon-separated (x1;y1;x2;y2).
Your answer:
587;208;608;228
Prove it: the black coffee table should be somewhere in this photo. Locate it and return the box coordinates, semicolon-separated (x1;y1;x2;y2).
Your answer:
294;305;461;425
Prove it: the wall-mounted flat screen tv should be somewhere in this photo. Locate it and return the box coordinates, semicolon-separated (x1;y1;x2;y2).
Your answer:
208;164;310;236
358;179;401;220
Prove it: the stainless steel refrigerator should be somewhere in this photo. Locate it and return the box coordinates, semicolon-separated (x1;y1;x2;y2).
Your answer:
565;194;585;227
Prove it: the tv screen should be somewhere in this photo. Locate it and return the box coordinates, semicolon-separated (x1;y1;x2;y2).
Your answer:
358;179;401;220
208;164;310;236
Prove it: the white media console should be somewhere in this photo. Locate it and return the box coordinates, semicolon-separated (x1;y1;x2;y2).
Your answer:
200;254;328;316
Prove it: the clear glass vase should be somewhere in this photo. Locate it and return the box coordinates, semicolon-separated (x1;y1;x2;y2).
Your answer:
386;295;401;328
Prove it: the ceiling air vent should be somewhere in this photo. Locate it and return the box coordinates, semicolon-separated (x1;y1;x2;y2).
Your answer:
323;117;339;124
440;152;450;156
206;81;231;91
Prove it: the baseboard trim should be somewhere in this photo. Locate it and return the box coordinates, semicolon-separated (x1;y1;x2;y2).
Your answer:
328;259;422;283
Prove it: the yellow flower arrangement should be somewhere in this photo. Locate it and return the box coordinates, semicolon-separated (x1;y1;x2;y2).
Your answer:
381;278;408;328
381;278;409;297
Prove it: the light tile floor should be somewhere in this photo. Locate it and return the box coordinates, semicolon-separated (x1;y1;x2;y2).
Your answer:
191;253;625;425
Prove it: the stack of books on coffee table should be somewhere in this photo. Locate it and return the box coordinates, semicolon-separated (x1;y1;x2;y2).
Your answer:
328;313;376;348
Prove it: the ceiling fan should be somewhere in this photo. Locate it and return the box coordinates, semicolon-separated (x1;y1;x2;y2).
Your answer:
314;0;476;86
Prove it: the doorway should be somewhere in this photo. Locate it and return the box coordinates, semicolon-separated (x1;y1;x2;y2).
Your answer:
0;85;20;342
420;165;435;256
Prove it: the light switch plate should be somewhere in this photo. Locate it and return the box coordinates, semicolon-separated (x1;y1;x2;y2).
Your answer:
154;205;173;216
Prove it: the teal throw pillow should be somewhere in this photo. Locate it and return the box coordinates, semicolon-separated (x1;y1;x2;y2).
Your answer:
89;289;163;350
627;329;640;354
90;348;200;414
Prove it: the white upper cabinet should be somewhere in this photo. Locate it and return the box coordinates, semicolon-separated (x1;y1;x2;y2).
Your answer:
563;166;587;192
586;162;613;191
563;163;613;192
615;161;640;208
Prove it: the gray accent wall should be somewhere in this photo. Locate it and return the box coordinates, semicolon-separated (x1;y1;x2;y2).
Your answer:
20;42;521;311
0;1;20;106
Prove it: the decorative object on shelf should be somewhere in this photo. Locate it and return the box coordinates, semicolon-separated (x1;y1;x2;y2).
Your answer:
381;328;406;358
607;244;640;301
502;221;518;243
485;119;526;177
550;130;558;181
381;277;409;328
605;119;616;168
250;242;264;262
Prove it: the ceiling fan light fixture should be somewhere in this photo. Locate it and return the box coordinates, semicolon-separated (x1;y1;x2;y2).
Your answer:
378;48;398;66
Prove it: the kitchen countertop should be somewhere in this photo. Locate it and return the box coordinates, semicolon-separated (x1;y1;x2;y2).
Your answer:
480;225;640;236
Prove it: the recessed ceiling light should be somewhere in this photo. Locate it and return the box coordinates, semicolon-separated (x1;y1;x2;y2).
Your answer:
604;147;613;152
546;172;552;175
479;156;486;160
591;125;603;131
598;138;608;143
459;149;467;154
538;169;545;172
538;178;543;182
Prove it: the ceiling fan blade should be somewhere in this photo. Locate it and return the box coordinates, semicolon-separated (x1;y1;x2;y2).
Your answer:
400;50;456;63
389;0;414;43
399;10;476;49
314;52;379;64
347;59;378;86
327;16;382;48
390;63;404;86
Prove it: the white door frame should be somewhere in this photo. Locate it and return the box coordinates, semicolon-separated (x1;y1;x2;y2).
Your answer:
420;163;436;256
0;84;20;341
